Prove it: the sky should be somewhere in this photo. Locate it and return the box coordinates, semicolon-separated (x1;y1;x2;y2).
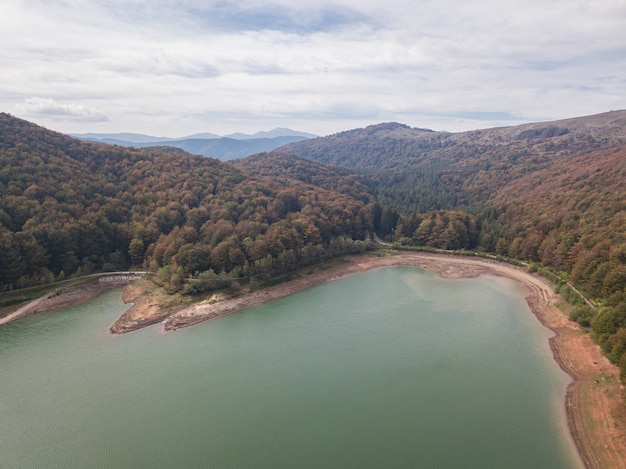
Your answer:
2;0;625;137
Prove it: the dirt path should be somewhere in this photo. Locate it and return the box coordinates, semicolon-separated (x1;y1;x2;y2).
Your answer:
0;292;52;325
0;277;141;326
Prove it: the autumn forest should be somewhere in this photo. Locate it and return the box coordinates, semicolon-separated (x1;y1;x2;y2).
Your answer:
1;111;625;373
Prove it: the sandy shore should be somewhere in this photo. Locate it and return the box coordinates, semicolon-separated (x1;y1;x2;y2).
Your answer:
3;251;625;468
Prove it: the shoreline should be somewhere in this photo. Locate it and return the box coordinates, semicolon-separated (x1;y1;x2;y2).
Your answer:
0;281;123;326
3;251;624;468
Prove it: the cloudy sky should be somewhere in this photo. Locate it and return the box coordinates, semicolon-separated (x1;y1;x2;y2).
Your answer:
2;0;625;137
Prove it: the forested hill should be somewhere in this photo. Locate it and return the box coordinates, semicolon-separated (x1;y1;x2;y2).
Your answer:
280;111;626;172
231;151;373;204
280;111;626;211
0;113;373;294
281;111;626;373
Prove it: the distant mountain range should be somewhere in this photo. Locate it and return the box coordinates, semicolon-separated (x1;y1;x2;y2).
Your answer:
70;128;317;160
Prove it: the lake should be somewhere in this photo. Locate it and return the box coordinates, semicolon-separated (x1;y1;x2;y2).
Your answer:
0;266;582;468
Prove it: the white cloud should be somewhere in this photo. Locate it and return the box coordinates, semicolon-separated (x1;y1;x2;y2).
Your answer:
16;97;109;122
1;0;625;135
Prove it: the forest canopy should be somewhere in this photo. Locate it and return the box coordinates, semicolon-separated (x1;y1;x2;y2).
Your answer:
1;110;625;372
0;114;373;294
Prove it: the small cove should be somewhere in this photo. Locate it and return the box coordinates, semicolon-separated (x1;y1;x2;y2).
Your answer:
0;266;583;468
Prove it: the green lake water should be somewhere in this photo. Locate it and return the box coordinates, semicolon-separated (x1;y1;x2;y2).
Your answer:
0;267;583;468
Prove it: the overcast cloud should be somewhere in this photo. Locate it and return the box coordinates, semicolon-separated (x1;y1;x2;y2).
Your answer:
2;0;625;136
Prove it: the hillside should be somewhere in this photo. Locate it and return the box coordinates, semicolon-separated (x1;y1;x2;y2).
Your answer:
0;113;372;296
280;111;626;209
280;111;626;171
281;111;626;372
231;151;373;204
